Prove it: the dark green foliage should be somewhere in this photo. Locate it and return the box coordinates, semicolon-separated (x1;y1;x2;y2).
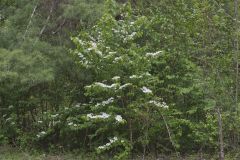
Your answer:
0;0;240;159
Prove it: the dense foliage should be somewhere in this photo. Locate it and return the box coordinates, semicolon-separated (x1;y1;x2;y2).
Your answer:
0;0;240;159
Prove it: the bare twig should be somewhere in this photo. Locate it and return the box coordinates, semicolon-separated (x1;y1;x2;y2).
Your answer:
33;0;55;45
161;113;180;159
23;2;38;41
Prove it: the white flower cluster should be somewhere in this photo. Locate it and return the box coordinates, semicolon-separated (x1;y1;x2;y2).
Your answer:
51;114;59;118
76;38;85;46
141;86;152;94
113;56;123;63
149;100;169;109
68;122;73;126
75;103;81;108
86;41;102;56
124;32;137;42
103;51;116;59
95;97;114;107
87;112;110;119
130;72;151;79
129;75;138;79
98;137;118;150
112;28;120;33
130;21;135;26
119;83;132;90
77;52;90;67
68;122;78;127
37;131;47;138
94;82;118;89
146;51;162;58
115;115;124;122
77;52;85;59
112;76;120;81
86;82;134;93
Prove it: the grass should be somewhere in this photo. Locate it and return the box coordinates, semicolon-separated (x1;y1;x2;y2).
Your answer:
0;146;238;160
0;146;96;160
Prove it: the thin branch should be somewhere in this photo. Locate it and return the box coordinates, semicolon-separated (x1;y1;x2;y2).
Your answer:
23;2;38;41
161;113;180;159
39;1;54;37
33;0;55;45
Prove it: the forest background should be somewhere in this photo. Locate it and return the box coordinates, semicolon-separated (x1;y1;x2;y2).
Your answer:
1;0;240;159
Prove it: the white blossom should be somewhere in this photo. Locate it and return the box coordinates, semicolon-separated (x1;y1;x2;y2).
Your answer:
76;38;85;45
130;73;151;79
87;41;97;51
141;86;152;94
144;72;151;76
87;112;110;119
113;56;123;63
68;122;73;126
115;115;123;122
129;32;137;39
109;51;117;55
112;29;120;33
98;146;105;149
149;100;169;109
149;100;161;107
161;102;169;109
37;131;47;138
96;50;103;56
102;97;114;106
98;137;119;150
86;41;102;56
112;76;120;81
38;120;43;123
95;97;114;107
78;52;84;59
51;114;59;118
94;82;118;89
75;103;81;108
119;83;132;90
104;53;114;59
123;32;137;42
146;51;162;58
130;75;138;79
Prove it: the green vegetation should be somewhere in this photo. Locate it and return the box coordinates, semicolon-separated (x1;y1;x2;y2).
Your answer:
1;0;240;159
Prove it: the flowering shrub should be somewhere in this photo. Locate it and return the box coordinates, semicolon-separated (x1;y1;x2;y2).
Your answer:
70;3;170;158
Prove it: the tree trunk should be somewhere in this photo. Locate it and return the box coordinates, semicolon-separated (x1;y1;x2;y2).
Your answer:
235;0;239;112
217;107;224;160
